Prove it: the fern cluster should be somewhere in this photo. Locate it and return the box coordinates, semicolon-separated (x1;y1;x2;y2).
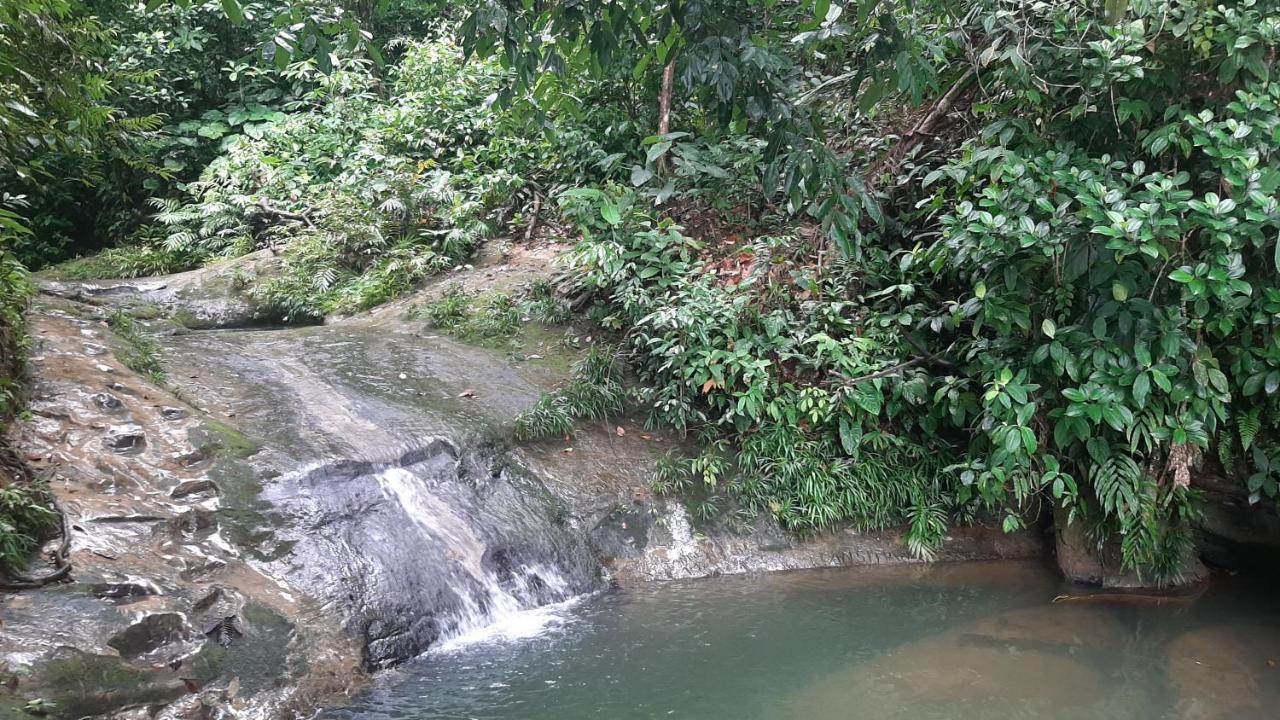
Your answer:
513;347;626;441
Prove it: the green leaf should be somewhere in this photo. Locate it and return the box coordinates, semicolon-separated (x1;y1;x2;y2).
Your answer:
599;202;621;226
1041;318;1056;338
1133;372;1150;406
1020;426;1037;454
220;0;245;25
853;385;883;415
630;165;653;186
838;416;860;455
1112;282;1129;301
645;141;672;163
1151;368;1172;392
1087;437;1110;464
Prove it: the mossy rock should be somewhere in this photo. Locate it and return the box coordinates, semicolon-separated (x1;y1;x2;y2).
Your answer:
17;648;185;719
188;420;259;460
185;602;299;695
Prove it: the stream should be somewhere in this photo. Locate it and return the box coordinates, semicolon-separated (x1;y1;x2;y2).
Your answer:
326;561;1280;720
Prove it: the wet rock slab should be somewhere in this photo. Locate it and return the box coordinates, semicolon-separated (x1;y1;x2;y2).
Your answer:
3;309;361;719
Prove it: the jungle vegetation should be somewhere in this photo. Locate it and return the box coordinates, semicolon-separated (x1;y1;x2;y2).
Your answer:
2;0;1279;582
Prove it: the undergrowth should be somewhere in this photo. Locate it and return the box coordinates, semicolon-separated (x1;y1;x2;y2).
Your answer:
0;251;51;572
419;286;521;341
0;470;57;570
106;311;167;383
513;347;627;441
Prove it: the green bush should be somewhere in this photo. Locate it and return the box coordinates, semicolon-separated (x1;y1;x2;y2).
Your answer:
1;245;52;573
141;40;534;318
0;249;31;425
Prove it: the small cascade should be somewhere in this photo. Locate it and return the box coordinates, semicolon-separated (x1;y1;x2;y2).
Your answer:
257;440;602;667
376;467;579;648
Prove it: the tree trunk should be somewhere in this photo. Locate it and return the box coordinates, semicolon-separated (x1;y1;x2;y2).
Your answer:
656;59;676;171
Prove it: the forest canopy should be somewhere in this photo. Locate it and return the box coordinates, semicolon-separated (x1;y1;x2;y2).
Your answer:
3;0;1280;582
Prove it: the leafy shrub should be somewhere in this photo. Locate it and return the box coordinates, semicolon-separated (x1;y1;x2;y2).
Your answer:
139;39;531;318
519;279;571;324
0;248;52;572
0;473;57;571
46;241;205;280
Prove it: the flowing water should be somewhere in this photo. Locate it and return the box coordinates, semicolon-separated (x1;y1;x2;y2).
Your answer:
326;561;1280;720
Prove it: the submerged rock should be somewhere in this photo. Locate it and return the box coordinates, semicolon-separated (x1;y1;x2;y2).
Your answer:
106;612;194;660
101;424;147;454
1167;625;1280;720
39;248;284;330
790;604;1130;719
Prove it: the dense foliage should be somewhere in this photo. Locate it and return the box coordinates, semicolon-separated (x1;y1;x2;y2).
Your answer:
541;0;1280;577
4;0;1279;581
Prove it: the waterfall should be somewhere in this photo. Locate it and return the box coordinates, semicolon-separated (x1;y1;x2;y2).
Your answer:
259;440;602;667
377;466;580;651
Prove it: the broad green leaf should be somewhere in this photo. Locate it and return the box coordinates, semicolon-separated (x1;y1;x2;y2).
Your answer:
630;165;653;186
221;0;245;25
1133;372;1150;406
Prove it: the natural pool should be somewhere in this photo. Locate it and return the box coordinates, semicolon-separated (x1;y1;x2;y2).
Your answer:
326;561;1280;720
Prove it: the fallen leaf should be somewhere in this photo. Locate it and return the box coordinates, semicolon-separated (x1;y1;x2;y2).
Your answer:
560;447;574;453
458;389;476;398
615;426;625;437
701;378;717;394
640;434;652;440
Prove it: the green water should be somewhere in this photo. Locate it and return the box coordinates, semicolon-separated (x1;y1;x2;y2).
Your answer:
326;561;1280;720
